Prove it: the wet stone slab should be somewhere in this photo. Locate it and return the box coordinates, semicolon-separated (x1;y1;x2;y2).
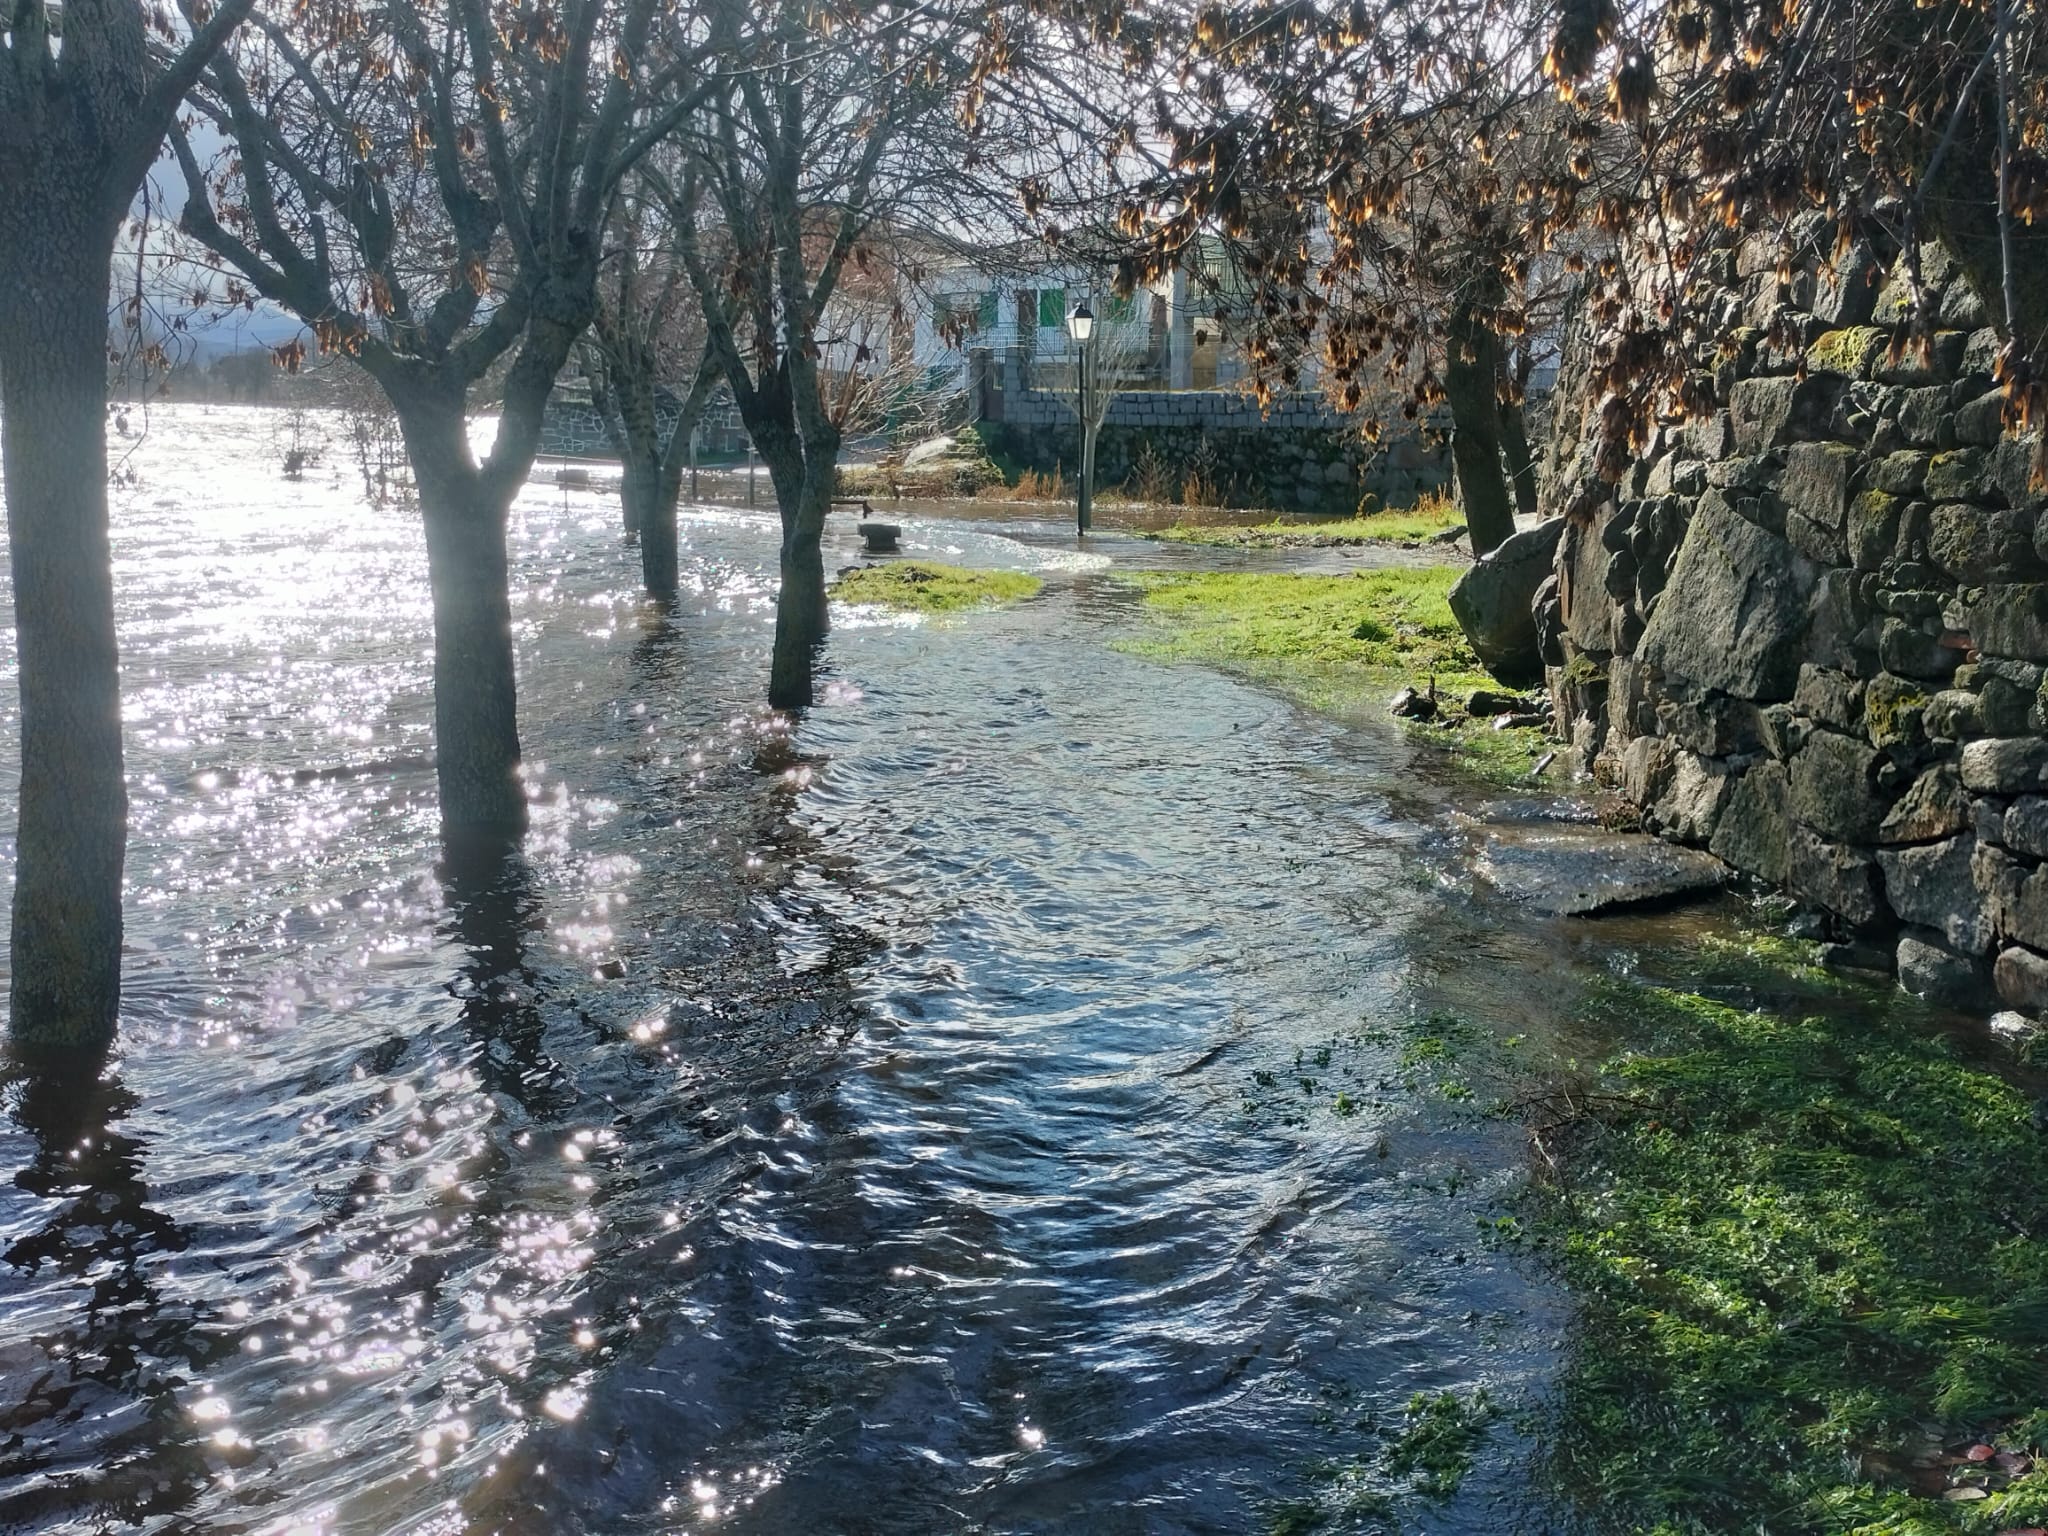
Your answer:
1474;822;1732;916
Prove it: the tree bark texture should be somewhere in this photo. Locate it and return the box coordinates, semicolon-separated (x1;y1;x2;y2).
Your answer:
0;206;128;1049
397;397;528;842
755;418;837;711
1445;301;1518;557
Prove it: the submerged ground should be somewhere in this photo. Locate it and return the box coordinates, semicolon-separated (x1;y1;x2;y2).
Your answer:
0;408;2042;1535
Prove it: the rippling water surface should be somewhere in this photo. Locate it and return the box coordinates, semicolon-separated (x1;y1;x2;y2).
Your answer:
0;406;1687;1534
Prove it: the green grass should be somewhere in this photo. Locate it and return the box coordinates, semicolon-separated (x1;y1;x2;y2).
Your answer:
831;560;1043;613
1117;567;1549;780
1527;983;2048;1534
1153;497;1465;549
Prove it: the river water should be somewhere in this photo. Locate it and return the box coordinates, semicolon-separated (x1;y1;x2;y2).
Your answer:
0;407;1776;1534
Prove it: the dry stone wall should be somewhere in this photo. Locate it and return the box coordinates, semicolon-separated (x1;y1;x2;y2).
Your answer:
978;360;1453;514
1543;230;2048;1012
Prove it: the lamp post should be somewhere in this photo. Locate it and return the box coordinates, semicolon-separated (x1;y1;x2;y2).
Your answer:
1068;300;1095;534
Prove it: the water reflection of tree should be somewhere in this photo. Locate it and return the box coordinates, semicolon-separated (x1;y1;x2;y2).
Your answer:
0;1056;224;1530
440;848;579;1122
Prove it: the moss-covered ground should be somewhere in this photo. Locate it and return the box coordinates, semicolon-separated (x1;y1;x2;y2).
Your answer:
1152;498;1465;549
1514;980;2048;1534
831;560;1043;613
1118;567;1550;781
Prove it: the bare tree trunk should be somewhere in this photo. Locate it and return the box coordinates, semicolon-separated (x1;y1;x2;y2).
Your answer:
755;421;836;710
642;361;721;601
642;449;684;600
0;200;127;1050
1445;299;1518;557
615;369;667;590
620;451;658;550
396;394;527;843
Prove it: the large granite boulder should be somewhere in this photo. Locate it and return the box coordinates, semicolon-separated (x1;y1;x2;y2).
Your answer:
1448;517;1567;687
1639;494;1820;701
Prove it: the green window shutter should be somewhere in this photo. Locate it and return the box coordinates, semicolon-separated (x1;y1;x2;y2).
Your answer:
978;291;1000;330
1039;287;1066;328
1104;291;1137;323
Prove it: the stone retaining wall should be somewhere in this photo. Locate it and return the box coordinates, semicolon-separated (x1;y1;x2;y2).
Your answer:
980;364;1453;514
1542;227;2048;1012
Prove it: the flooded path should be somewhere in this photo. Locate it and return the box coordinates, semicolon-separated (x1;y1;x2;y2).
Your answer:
0;408;1763;1533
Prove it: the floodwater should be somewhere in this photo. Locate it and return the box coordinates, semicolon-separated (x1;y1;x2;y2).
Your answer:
0;407;1783;1534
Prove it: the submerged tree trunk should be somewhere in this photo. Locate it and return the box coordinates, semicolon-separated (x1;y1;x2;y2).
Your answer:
0;203;127;1050
1444;300;1518;557
754;417;838;711
642;447;685;600
765;475;833;709
397;394;527;842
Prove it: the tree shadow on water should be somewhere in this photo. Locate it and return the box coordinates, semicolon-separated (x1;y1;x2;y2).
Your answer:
438;838;581;1123
0;1049;224;1530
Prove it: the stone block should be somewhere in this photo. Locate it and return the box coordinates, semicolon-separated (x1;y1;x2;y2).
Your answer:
1845;491;1903;571
1960;737;2048;794
1615;732;1675;807
1978;675;2035;735
1895;387;1956;449
1874;331;1968;385
1793;664;1865;733
1953;392;2006;447
1638;494;1818;701
1870;452;1930;496
1780;441;1858;566
2005;797;2048;859
1559;513;1618;658
1684;411;1736;459
1812;243;1881;326
1809;569;1879;674
1977;796;2010;846
1789;728;1891;842
1924;688;1984;740
1760;702;1809;759
1709;761;1793;884
1651;750;1732;844
1991;433;2046;510
1897;930;1992;1004
1929;504;2043;583
1881;834;1993;952
1994;944;2048;1014
1788;827;1886;927
1878;618;1964;681
1987;861;2048;951
1924;449;1994;502
1729;374;1844;454
1865;673;1931;749
1878;763;1971;844
1705;456;1783;495
1962;327;2005;378
1950;584;2048;662
1804;326;1887;379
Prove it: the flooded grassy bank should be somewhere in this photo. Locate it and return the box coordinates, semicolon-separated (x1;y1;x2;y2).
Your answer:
1114;564;1553;783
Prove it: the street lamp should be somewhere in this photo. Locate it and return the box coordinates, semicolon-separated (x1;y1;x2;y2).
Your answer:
1068;301;1095;534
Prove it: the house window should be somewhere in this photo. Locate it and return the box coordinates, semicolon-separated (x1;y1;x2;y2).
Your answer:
1103;291;1137;323
1038;287;1066;328
977;290;1001;331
